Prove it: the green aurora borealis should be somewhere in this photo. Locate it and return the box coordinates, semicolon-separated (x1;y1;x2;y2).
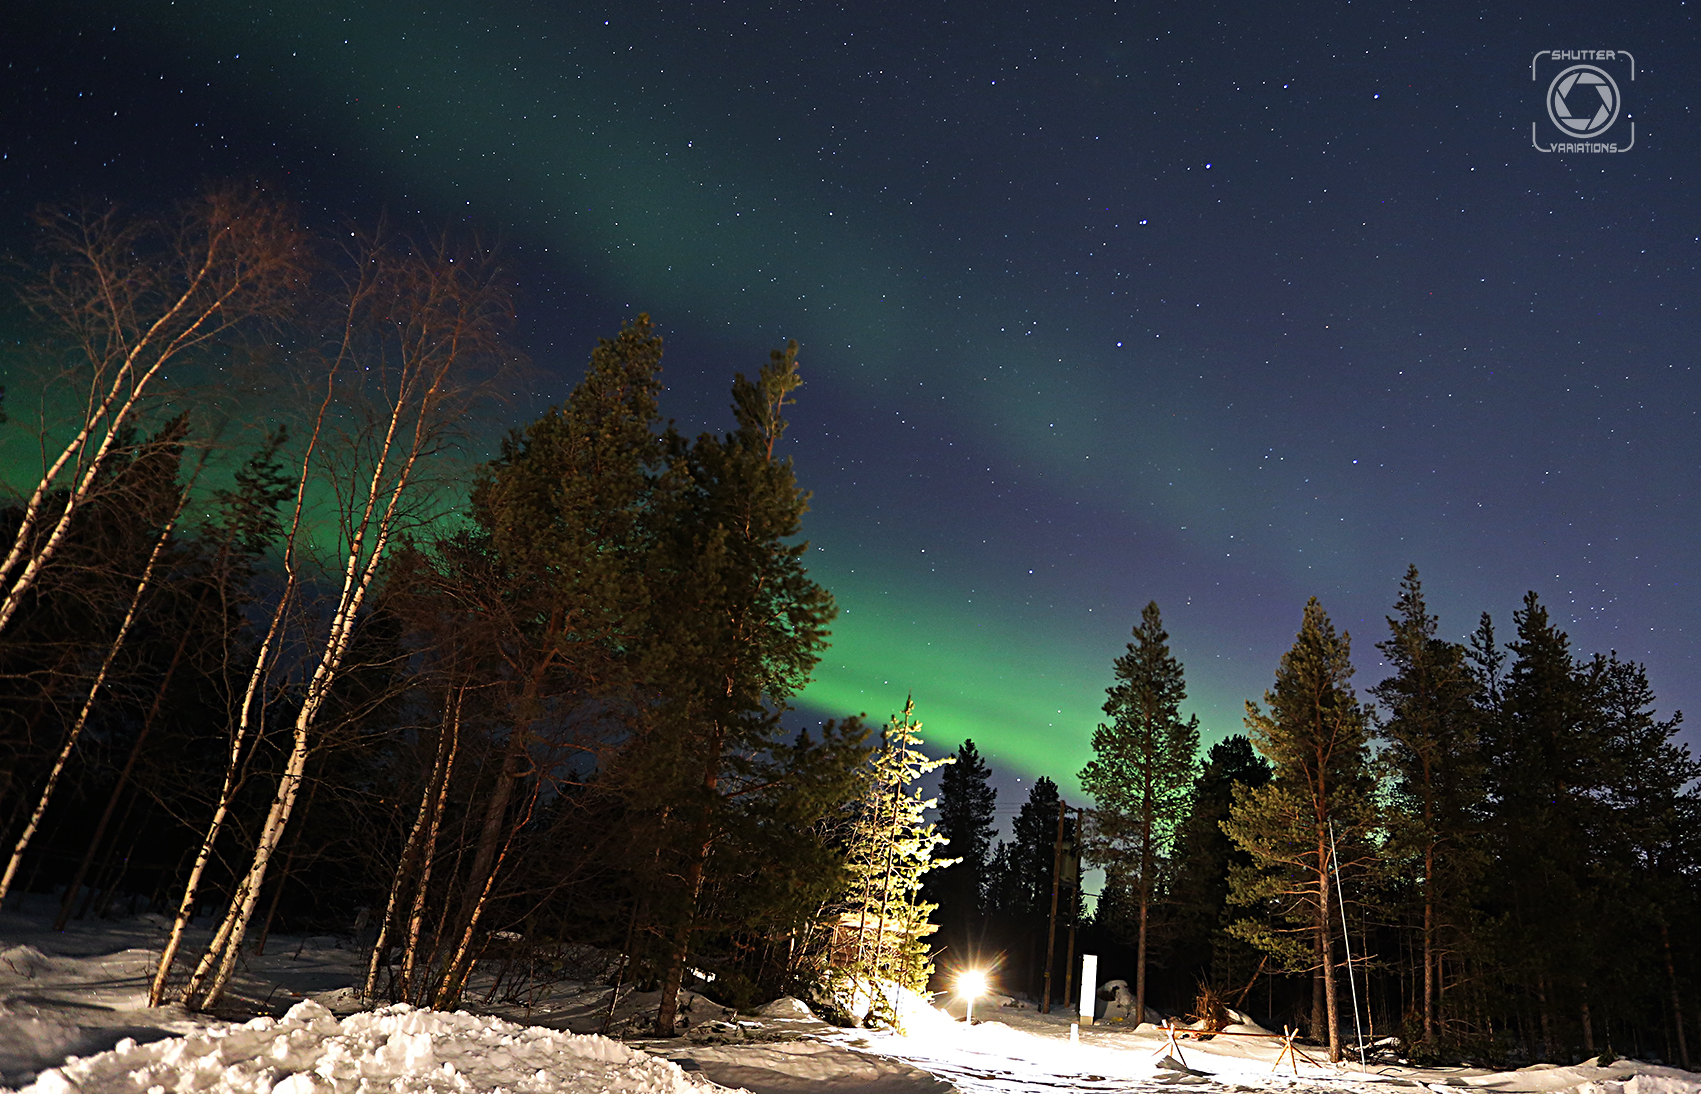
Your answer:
5;1;1700;791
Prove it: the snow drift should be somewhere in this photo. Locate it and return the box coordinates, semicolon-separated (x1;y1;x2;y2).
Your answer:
12;1000;718;1094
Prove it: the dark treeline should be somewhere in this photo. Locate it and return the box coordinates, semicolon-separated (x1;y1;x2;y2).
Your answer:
0;186;939;1032
928;578;1701;1068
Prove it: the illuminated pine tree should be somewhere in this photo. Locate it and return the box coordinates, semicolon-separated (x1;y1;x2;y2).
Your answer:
838;697;951;991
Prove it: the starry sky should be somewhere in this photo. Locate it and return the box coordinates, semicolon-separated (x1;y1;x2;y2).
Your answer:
3;1;1699;795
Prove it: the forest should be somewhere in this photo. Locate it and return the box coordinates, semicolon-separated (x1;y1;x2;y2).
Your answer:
934;586;1700;1069
0;186;1697;1068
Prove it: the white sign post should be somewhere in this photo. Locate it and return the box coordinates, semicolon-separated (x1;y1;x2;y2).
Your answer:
1078;953;1097;1025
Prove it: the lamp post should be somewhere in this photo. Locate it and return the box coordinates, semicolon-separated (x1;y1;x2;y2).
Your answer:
959;969;987;1023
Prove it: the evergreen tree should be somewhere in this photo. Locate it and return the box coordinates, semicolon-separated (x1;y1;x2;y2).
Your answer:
926;738;997;966
1578;651;1699;1065
1224;598;1373;1060
1166;735;1272;991
1370;567;1484;1048
686;716;872;1006
837;698;950;990
1480;592;1596;1058
645;341;838;1034
986;775;1064;999
1079;601;1200;1024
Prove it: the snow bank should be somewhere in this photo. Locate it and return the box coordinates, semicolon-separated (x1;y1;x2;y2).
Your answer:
752;997;812;1020
11;1001;723;1094
0;1002;88;1082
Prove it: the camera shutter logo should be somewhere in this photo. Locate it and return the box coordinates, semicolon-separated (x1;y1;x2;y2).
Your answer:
1547;64;1620;138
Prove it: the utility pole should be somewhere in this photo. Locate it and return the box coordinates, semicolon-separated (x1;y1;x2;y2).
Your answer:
1062;808;1083;1012
1041;797;1067;1012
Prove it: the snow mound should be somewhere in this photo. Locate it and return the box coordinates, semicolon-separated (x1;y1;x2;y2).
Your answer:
13;1000;723;1094
0;1001;87;1080
0;947;57;982
1503;1068;1701;1094
752;997;812;1019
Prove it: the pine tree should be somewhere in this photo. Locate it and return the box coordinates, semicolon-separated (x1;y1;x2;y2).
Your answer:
1079;601;1200;1025
1224;598;1373;1060
645;341;837;1034
926;738;997;965
686;716;872;1005
1370;566;1485;1048
838;698;951;991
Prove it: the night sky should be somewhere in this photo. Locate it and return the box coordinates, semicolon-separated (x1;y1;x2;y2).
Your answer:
3;1;1698;795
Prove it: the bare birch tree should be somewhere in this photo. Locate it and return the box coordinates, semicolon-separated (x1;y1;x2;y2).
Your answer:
0;186;301;640
176;230;511;1011
149;239;370;1007
0;421;201;900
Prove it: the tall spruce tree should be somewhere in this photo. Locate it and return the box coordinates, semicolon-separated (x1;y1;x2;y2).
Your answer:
1166;735;1272;992
1585;652;1701;1067
1079;601;1200;1025
986;775;1064;999
927;738;997;965
1480;592;1595;1058
1224;598;1373;1060
1370;567;1485;1048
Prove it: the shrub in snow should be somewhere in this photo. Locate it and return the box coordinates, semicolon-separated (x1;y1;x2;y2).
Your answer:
805;967;874;1026
803;969;942;1035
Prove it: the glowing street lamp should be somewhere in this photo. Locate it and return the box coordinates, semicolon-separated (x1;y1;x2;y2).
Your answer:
958;969;988;1023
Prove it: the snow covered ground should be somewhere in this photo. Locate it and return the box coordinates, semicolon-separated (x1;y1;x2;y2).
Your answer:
4;898;1699;1094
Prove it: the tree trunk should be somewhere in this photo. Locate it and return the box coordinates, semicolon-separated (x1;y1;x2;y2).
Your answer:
367;688;462;1000
1312;936;1326;1045
432;773;541;1009
183;336;442;1011
1319;831;1341;1061
1136;784;1152;1025
448;722;528;961
1423;840;1435;1044
184;726;311;1008
657;723;724;1036
400;706;462;1001
149;586;290;1007
1662;921;1690;1069
254;779;317;956
1536;973;1552;1060
0;484;185;901
56;659;171;930
152;333;342;1008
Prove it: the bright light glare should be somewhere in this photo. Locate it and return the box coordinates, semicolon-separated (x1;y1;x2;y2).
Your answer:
958;969;988;1023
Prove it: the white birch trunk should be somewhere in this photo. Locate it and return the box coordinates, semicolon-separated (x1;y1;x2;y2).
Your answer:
186;338;448;1011
0;476;191;900
400;694;463;1001
432;774;541;1009
149;368;340;1008
364;688;462;1000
